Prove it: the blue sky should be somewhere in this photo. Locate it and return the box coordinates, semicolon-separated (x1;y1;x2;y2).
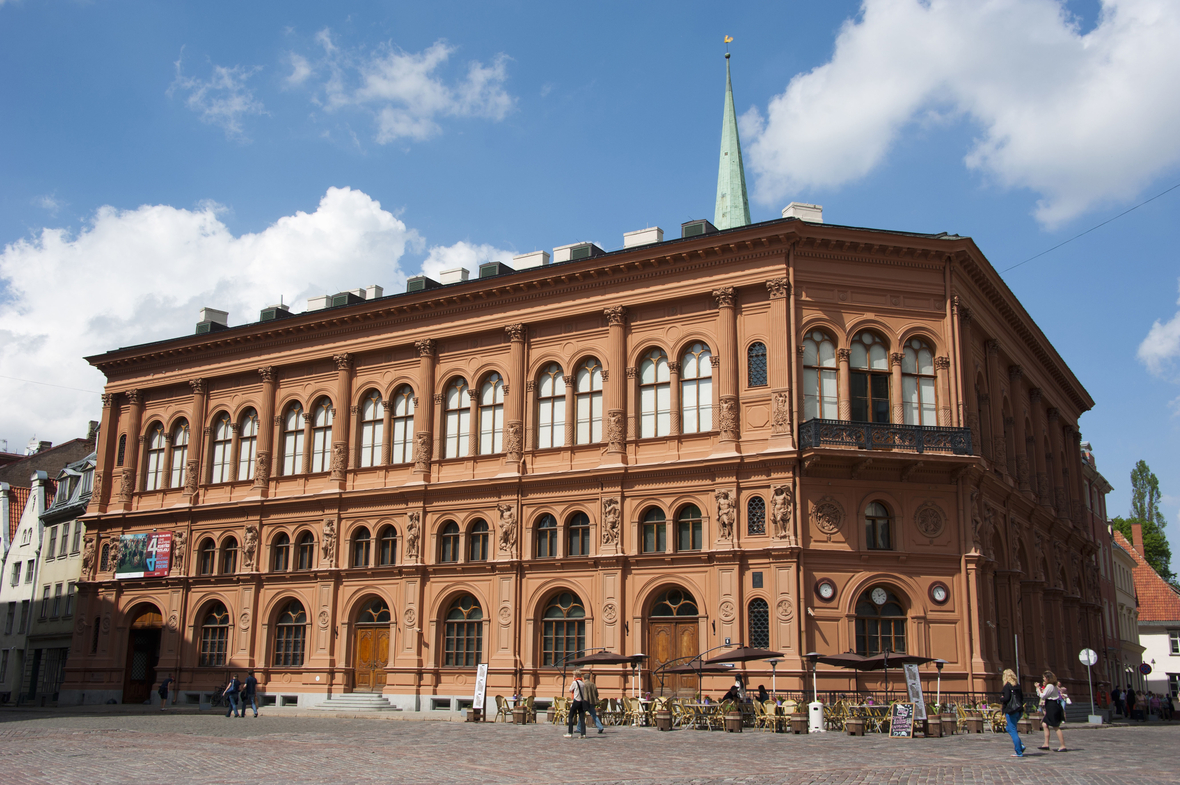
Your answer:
2;1;1180;569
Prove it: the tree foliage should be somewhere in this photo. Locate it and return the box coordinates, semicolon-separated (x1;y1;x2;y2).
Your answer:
1111;460;1177;585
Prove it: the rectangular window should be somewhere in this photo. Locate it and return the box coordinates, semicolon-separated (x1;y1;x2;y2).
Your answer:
850;372;890;423
0;650;7;682
40;586;50;619
1171;630;1179;655
19;600;30;632
9;562;18;586
25;560;34;583
4;602;14;634
71;523;82;553
46;527;57;561
642;521;666;553
64;582;75;617
51;584;63;618
1169;674;1179;699
677;518;702;551
444;407;470;459
59;523;70;557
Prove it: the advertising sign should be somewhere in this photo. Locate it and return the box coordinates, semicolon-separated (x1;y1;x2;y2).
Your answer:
473;663;489;717
115;532;172;579
889;702;915;738
903;663;927;720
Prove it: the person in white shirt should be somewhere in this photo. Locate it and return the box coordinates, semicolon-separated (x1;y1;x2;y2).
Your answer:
1036;671;1068;752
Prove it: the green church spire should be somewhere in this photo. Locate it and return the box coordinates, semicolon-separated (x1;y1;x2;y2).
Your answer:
714;51;751;230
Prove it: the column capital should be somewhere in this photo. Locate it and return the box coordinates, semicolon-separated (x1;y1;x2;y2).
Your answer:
603;306;627;326
188;378;206;396
505;323;526;342
890;352;905;368
626;366;637;379
836;348;851;363
985;339;999;356
415;339;437;358
1047;407;1060;423
953;295;972;324
258;366;277;383
333;353;353;371
766;278;791;299
1008;364;1023;382
934;355;950;371
126;389;143;406
712;286;736;308
101;393;114;408
1029;387;1043;404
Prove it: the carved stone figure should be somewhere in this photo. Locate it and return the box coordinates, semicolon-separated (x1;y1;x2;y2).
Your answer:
811;497;843;536
92;472;103;503
771;392;791;434
406;511;421;561
106;537;122;571
770;485;794;544
81;537;96;577
253;451;270;487
117;468;134;503
1034;532;1046;580
1010;528;1023;573
606;410;625;450
506;421;523;457
719;397;739;439
243;524;259;570
413;432;431;470
184;459;199;495
172;531;187;574
330;443;347;478
321;519;337;564
981;507;996;559
601;498;621;545
714;489;736;540
497;503;517;553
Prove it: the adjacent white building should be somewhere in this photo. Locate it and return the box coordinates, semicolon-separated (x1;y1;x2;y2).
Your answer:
0;471;50;703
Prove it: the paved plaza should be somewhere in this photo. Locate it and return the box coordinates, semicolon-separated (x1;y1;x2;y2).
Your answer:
0;709;1176;785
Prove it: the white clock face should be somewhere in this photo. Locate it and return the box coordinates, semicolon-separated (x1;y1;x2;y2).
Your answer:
932;585;947;603
871;587;889;606
818;581;835;600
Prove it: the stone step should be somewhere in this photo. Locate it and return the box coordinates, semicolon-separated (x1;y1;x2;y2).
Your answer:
313;694;400;711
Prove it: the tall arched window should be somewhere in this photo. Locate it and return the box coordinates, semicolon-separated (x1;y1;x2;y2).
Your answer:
642;507;667;554
748;598;770;649
238;409;258;481
99;543;110;571
169;421;189;489
575;358;603;444
389;385;415;464
568;512;590;557
850;331;890;423
536;364;566;449
676;504;703;551
865;502;892;550
210;414;233;484
310;398;334;473
747;496;766;536
378;525;398;566
221;537;238;574
296;532;315;570
198;602;230;666
902;338;937;426
639;348;671;438
144;424;166;491
747;342;768;387
198;538;216;575
478;374;505;454
469;520;489;561
650;587;698;616
116;434;127;467
536;514;557;558
281;404;304;476
444;379;470;459
680;342;713;434
352;527;371;568
855;587;906;655
541;592;585;666
272;532;290;571
273;600;307;667
358;390;383;468
440;522;460;563
802;330;838;420
443;595;483;667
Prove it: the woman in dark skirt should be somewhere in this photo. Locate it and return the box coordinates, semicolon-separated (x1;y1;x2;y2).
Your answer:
1037;671;1067;752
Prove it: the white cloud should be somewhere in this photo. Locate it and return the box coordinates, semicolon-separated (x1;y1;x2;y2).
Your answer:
420;241;515;280
33;195;63;214
285;53;313;87
169;52;267;140
0;187;427;445
745;0;1180;228
298;33;514;142
1138;281;1180;376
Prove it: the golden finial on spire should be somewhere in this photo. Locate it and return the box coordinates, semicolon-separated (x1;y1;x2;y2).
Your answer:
724;35;733;59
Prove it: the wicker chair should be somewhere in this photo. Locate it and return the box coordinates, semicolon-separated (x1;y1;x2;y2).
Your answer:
494;695;511;722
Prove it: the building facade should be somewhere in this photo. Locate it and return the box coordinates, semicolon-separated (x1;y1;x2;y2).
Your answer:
0;471;50;703
1110;532;1146;694
1115;526;1180;701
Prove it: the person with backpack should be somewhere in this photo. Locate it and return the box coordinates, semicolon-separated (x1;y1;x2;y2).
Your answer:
1000;669;1025;758
223;673;242;718
578;671;605;735
564;669;587;739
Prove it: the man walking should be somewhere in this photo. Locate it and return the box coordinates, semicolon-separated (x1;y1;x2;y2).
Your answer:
1111;686;1124;718
242;671;259;718
578;671;606;735
223;673;242;718
158;674;173;711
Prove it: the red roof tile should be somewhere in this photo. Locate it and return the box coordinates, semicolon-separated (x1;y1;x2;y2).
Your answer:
6;485;31;541
1112;529;1180;623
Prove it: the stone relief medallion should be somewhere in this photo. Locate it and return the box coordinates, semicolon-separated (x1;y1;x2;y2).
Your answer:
101;616;111;634
914;502;946;539
811;497;844;536
75;618;87;635
404;607;417;629
239;612;251;630
602;602;618;624
776;598;794;621
282;673;292;683
318;610;330;629
719;600;736;622
168;614;179;632
455;674;468;686
498;606;513;626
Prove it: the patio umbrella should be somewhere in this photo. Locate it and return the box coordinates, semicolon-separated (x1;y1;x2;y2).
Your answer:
814;652;868;696
703;646;784;664
665;662;737;674
565;651;646;698
855;652;933;702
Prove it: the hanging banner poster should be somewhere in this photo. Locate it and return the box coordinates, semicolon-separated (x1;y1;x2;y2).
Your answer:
473;663;489;718
903;663;927;720
115;532;172;579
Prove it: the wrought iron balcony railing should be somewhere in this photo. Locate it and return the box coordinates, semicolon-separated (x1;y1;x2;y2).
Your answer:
798;418;973;456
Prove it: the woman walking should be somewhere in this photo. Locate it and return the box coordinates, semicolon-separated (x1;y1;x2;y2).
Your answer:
1001;669;1026;758
1036;671;1067;752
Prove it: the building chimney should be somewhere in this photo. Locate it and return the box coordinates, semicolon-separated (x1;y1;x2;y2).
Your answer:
87;420;100;441
1131;521;1145;555
782;202;823;223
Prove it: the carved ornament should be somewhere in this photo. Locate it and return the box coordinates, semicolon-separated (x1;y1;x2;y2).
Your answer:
914;502;946;538
811;497;844;536
766;278;791;299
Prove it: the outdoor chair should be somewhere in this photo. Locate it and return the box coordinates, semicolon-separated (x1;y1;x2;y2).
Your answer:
494;695;511;722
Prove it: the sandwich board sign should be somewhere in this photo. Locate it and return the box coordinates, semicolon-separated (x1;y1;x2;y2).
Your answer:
903;663;927;720
889;702;915;738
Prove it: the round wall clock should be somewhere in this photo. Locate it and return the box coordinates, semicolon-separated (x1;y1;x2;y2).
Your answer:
871;587;889;606
929;583;949;605
816;580;836;601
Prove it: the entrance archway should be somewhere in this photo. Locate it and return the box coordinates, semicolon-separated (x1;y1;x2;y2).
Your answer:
353;597;391;692
646;586;699;697
123;604;163;704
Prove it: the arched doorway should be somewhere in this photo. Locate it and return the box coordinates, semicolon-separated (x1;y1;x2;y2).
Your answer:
123;604;163;704
353;597;391;692
647;586;699;697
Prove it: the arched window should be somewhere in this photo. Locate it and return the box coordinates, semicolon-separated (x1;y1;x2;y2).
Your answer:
144;424;166;491
440;522;460;563
568;512;590;557
676;504;703;551
272;533;290;571
855;587;906;655
295;532;315;570
478;374;505;454
169;421;189;488
541;592;585;666
575;358;603;444
273;600;307;667
198;538;216;575
444;379;470;459
747;342;768;387
650;587;698;616
99;543;110;571
469;520;489;561
358;597;391;624
802;330;838;420
116;434;127;466
198;602;230;666
281;404;304;476
443;595;483;667
748;598;770;649
389;385;415;464
536;364;566;449
747;496;766;536
378;525;398;566
536;514;557;558
358;390;383;468
850;331;890;423
680;342;713;434
865;502;892;550
221;537;238;574
352;527;371;568
641;507;667;554
238;409;258;481
310;398;334;473
639;348;671;438
902;338;937;426
210;414;233;484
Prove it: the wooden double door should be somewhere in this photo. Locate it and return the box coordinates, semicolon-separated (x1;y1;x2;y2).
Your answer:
353;626;389;692
648;620;699;697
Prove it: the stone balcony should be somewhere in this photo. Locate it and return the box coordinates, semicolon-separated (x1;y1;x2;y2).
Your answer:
798;418;974;456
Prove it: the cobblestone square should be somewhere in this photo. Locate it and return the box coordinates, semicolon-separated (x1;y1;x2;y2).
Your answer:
0;710;1176;785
